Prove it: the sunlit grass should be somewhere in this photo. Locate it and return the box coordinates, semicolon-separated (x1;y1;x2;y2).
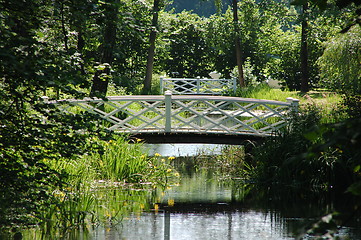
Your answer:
237;84;342;118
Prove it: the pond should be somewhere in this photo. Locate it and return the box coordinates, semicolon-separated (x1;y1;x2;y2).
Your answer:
18;144;361;239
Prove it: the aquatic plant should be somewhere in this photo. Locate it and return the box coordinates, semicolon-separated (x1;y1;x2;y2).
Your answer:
18;136;180;239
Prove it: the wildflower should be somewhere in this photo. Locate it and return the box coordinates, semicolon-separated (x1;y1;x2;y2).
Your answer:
166;168;172;173
154;153;161;157
154;204;159;211
136;138;143;142
174;172;180;177
161;158;165;162
168;156;175;160
168;199;175;207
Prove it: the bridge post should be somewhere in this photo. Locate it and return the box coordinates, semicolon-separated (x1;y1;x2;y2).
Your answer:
165;90;172;132
287;98;300;112
160;77;164;93
232;77;237;94
196;76;201;94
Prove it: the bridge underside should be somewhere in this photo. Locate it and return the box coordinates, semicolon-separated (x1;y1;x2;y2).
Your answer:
128;132;267;145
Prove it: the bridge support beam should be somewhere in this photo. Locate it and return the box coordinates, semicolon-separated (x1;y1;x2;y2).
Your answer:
164;90;172;132
130;132;266;145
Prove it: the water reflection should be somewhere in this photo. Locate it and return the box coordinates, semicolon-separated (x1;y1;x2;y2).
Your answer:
85;167;360;240
93;210;293;240
143;143;226;157
16;145;361;240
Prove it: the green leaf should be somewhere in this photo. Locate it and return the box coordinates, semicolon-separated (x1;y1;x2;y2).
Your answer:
291;0;308;6
347;181;361;196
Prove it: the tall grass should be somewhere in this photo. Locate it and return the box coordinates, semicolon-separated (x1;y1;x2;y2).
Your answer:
29;134;179;238
251;105;323;187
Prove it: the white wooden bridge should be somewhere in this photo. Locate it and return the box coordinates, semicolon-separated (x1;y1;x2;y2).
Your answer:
160;77;237;95
46;91;299;144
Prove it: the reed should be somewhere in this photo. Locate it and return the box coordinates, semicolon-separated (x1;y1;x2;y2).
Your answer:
29;134;179;238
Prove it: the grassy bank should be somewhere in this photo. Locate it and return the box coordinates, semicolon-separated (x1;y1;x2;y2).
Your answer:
243;85;360;195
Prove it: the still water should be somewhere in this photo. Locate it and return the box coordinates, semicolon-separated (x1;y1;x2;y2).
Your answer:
21;144;361;239
84;167;361;240
142;143;226;157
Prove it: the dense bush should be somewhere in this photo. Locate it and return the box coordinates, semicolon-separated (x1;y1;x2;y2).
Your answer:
252;105;322;188
252;99;361;193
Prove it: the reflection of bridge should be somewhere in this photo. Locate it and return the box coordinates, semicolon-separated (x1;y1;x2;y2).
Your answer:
48;91;299;144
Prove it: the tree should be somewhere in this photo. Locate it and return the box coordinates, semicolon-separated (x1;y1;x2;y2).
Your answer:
212;0;246;87
317;26;361;94
159;11;214;78
232;0;246;87
300;2;310;92
293;0;361;31
292;0;358;91
90;0;119;97
143;0;163;94
0;0;103;225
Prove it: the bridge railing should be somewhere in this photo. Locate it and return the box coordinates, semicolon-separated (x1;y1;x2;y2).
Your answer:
160;77;237;95
47;91;299;137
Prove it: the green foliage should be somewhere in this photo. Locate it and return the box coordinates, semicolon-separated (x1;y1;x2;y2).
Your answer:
26;136;179;237
318;26;361;95
0;0;105;227
205;0;299;82
252;92;361;193
292;0;361;32
252;105;324;188
306;116;361;193
25;185;163;239
1;0;359;233
81;135;178;184
159;11;214;78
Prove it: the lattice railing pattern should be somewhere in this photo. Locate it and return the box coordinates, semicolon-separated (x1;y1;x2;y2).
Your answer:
47;92;299;137
160;78;237;95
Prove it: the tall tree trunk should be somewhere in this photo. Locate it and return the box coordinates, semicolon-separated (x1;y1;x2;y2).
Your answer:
232;0;246;88
90;0;119;97
300;3;309;93
143;0;160;94
60;1;68;51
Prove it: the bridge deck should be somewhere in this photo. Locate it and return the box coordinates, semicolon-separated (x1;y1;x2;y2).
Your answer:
129;132;267;145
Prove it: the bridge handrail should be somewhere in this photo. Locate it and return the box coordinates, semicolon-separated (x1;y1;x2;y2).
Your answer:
46;92;299;137
51;95;293;106
160;77;237;95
